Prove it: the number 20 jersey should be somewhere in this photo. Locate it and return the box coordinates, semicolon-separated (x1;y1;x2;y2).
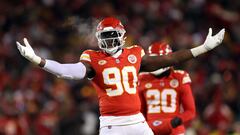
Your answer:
138;69;193;134
80;46;145;116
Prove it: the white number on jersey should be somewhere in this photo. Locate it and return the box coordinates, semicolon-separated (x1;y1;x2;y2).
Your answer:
102;66;137;96
146;89;177;113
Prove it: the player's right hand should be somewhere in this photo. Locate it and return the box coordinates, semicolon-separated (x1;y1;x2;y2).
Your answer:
16;38;41;65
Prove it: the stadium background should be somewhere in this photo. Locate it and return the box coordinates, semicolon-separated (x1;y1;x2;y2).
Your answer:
0;0;239;134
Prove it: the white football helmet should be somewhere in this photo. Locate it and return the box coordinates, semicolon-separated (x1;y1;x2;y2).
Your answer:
95;17;126;55
148;41;173;75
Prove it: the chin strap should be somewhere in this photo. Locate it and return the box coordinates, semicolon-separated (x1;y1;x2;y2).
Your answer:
105;46;119;55
105;47;123;57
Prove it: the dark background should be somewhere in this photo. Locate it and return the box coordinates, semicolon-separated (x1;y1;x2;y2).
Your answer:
0;0;239;134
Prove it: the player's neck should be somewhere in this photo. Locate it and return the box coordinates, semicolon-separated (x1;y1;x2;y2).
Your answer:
111;49;123;58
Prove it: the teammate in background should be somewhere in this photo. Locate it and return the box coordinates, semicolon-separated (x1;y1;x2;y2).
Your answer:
16;17;224;135
138;41;196;135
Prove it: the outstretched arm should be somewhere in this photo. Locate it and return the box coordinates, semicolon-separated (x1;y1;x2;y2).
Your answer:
16;38;91;80
141;28;225;71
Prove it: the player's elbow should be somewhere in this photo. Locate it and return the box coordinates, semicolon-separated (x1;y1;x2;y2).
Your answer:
183;108;196;121
72;72;86;80
54;68;67;78
53;69;74;79
58;62;87;80
57;71;86;80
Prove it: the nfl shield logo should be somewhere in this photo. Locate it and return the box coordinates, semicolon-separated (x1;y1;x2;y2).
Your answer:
170;79;179;88
128;54;137;64
153;120;162;126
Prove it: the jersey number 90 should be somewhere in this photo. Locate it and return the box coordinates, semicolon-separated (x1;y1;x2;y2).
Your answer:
102;66;138;97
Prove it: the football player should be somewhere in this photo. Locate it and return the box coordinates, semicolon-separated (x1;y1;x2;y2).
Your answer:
138;41;196;135
16;17;224;135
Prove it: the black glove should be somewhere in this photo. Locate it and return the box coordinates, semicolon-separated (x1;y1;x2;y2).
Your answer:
170;117;182;128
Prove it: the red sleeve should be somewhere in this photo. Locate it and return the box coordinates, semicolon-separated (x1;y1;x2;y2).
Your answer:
79;50;92;63
138;83;147;118
177;83;196;123
128;45;145;58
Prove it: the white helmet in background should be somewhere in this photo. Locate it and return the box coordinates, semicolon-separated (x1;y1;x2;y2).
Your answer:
148;41;173;75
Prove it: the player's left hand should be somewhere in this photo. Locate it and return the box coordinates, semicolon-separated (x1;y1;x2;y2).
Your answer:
203;28;225;50
170;117;182;128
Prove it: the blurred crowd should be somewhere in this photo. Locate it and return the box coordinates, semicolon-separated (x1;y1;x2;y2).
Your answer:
0;0;239;135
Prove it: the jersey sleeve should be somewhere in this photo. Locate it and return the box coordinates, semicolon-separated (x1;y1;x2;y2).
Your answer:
139;89;147;118
177;81;196;123
141;48;145;58
182;72;191;84
128;45;145;58
80;50;92;63
138;75;147;118
137;46;145;58
174;70;195;122
174;70;192;85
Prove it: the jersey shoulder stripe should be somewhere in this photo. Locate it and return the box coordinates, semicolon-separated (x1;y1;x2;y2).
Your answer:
80;49;95;62
173;70;191;84
126;45;139;49
182;73;191;84
173;70;185;74
126;45;145;58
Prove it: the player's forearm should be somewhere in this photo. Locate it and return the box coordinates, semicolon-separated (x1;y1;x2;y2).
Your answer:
141;50;193;71
141;28;225;71
178;100;196;123
43;59;87;80
177;109;196;123
167;49;194;66
170;109;196;128
178;85;196;123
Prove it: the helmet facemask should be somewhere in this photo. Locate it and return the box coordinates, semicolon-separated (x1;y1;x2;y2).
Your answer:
96;28;126;55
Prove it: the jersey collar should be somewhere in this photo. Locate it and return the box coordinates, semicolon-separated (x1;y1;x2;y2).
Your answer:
111;49;123;58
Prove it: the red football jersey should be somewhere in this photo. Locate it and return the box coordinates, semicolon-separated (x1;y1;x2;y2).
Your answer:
80;46;145;116
138;69;196;134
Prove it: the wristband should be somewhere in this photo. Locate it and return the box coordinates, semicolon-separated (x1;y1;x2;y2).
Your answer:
30;55;41;65
190;45;208;57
